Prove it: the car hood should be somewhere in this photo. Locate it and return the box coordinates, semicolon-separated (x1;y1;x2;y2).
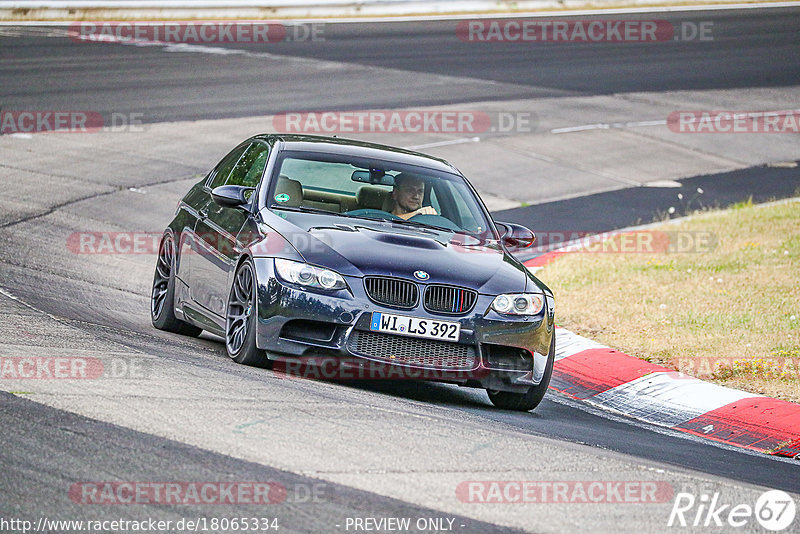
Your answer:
260;212;528;294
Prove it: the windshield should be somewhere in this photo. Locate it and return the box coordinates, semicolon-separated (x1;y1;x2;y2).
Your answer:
265;150;495;237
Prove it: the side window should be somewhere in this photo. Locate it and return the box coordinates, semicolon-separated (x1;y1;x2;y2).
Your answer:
207;144;249;190
433;182;481;232
227;143;270;188
454;192;482;232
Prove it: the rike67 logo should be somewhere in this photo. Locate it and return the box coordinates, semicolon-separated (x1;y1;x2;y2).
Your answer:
668;489;796;531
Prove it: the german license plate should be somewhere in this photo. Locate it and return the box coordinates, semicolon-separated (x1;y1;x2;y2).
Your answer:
369;312;460;342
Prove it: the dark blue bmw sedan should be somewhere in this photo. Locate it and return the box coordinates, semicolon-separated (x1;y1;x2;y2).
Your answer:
152;134;555;411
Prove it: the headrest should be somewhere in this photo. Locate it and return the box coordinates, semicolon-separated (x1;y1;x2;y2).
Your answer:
274;176;302;207
356;185;390;210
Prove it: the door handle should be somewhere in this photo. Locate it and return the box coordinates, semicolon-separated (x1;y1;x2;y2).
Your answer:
198;208;208;219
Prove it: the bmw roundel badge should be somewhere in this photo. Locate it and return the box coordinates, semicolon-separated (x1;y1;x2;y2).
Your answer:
414;270;430;281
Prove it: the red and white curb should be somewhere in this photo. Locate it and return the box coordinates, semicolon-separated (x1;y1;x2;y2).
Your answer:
530;246;800;457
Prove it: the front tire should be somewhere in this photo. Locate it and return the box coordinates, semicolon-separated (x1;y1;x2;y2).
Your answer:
225;258;270;367
151;233;203;337
487;335;555;412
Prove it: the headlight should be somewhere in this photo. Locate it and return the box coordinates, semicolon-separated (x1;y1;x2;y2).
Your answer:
274;259;347;290
491;293;544;315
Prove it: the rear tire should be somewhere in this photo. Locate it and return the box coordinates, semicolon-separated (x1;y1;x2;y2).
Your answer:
151;233;203;337
487;335;555;412
225;258;270;367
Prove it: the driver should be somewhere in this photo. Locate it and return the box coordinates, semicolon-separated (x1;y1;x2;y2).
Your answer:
391;173;438;220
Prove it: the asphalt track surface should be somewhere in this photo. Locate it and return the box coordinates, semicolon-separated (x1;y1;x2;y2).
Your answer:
1;7;800;533
1;8;798;122
500;161;800;255
0;391;522;533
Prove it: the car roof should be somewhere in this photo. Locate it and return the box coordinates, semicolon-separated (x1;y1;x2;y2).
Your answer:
252;134;459;175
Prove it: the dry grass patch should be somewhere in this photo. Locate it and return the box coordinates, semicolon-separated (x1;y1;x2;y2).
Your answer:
537;198;800;403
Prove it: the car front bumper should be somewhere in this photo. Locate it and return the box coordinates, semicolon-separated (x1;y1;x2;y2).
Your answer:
252;258;554;393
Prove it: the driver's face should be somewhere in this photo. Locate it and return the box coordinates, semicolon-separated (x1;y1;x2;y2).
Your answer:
393;180;425;213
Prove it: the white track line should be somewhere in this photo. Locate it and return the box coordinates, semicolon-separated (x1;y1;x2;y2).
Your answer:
551;120;668;134
404;137;480;150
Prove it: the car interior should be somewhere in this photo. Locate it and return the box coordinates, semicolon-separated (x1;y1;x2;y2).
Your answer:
269;169;483;234
274;176;394;214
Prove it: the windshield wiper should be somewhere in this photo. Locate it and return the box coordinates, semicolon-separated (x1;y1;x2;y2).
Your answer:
387;217;454;233
271;205;406;226
270;206;418;228
271;205;337;215
271;205;481;237
270;205;371;221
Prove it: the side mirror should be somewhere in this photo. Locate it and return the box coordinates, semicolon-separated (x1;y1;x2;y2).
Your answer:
497;222;536;249
211;185;253;208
